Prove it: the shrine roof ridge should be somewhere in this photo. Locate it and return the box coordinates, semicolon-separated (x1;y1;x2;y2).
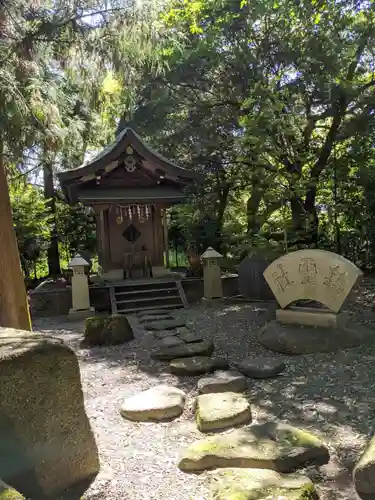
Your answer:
58;127;201;184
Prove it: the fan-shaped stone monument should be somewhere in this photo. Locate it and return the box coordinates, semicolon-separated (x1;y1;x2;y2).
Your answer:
259;249;373;354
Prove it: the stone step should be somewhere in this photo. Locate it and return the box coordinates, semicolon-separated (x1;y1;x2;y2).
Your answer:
116;295;181;306
114;280;178;294
115;287;178;297
116;304;184;315
110;280;186;315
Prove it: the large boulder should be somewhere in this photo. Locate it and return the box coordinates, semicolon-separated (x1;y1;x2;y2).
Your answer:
196;392;251;432
179;422;329;473
120;385;186;422
206;468;318;500
238;357;286;379
0;479;25;499
197;371;247;394
353;435;375;498
84;314;134;346
259;320;374;355
0;327;99;499
169;357;228;376
151;339;214;361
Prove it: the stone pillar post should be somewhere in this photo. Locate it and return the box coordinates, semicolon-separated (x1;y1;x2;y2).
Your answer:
68;254;95;320
201;247;223;299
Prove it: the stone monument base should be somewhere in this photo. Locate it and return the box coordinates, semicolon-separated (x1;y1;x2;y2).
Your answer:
276;307;349;329
258;319;374;355
69;307;95;321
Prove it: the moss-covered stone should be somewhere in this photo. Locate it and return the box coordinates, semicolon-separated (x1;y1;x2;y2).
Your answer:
0;480;25;499
0;327;99;499
206;468;318;500
354;434;375;498
196;392;251;432
178;422;329;473
84;314;134;346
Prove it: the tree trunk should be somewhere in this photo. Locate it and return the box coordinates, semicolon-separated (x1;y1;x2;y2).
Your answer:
0;143;31;330
43;160;61;277
217;184;230;232
247;183;263;233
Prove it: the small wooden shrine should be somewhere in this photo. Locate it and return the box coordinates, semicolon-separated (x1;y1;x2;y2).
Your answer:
58;128;199;279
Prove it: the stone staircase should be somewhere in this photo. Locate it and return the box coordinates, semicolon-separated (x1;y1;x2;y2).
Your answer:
109;280;187;315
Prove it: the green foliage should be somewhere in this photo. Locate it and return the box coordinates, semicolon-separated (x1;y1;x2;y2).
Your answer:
4;0;375;276
9;182;49;277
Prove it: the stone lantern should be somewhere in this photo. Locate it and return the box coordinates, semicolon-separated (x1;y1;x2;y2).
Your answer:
201;247;223;299
68;254;95;320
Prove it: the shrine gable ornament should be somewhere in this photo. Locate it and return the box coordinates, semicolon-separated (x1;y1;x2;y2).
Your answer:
263;249;363;313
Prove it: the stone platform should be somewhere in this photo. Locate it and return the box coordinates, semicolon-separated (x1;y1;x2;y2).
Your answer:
276;306;348;329
259;319;375;355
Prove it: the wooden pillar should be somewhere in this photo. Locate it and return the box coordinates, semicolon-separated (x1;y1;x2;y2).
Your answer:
162;208;170;268
0;147;31;330
99;209;107;273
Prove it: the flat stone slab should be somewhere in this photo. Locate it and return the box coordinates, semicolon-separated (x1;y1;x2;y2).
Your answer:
198;370;247;394
145;319;186;331
120;385;186;422
139;314;174;323
159;336;185;348
154;330;178;339
138;309;172;317
178;332;203;343
169;357;229;376
238;357;286;379
178;421;329;472
151;339;214;361
206;468;317;500
177;326;191;335
259;320;375;354
196;392;251;432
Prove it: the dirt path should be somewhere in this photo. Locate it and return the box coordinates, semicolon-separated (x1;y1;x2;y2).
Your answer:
34;300;375;499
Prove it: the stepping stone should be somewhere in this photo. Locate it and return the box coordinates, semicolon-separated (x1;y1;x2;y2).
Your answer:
207;468;317;500
238;357;286;379
178;422;329;472
154;330;178;339
145;319;186;331
159;336;185;348
177;326;191;335
169;357;229;376
197;370;247;394
138;309;171;317
120;385;186;422
151;339;214;361
196;392;251;432
139;314;173;323
179;332;203;343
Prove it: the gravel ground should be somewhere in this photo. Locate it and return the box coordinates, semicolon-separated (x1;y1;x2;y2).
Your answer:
34;299;375;500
